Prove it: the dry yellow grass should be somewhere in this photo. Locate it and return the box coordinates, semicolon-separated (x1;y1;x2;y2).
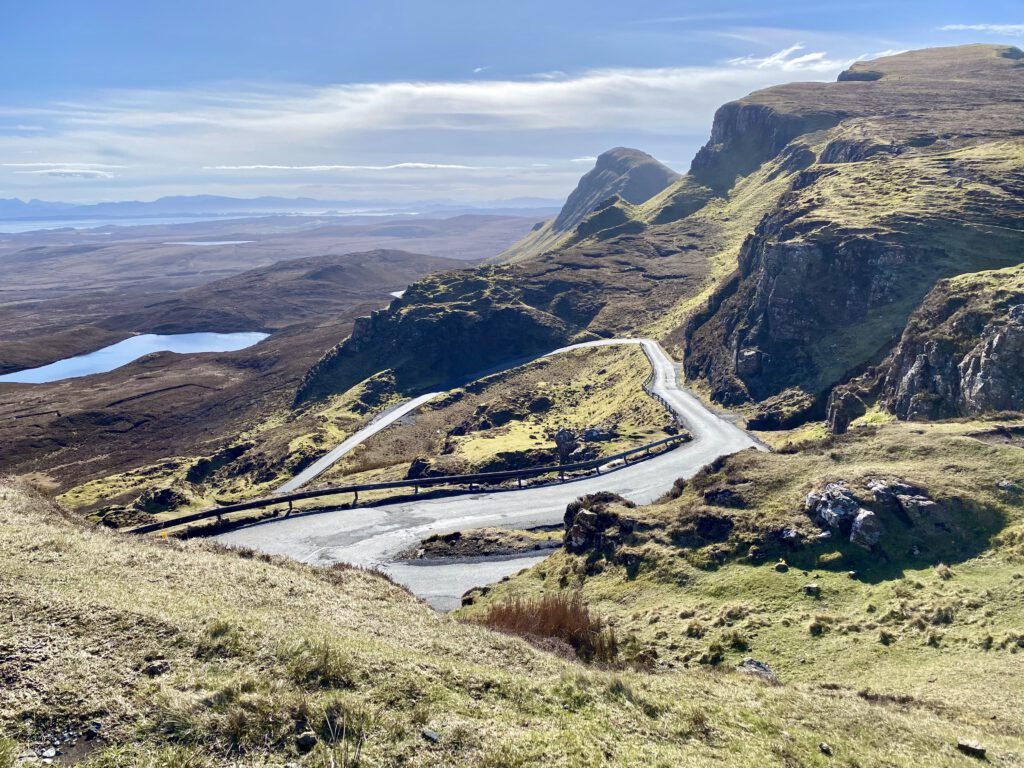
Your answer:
4;472;1022;766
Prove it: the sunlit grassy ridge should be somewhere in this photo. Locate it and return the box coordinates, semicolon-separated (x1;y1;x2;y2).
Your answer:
325;345;675;485
3;475;1023;766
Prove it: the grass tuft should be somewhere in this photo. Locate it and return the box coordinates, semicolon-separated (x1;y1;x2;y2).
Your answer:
476;592;618;663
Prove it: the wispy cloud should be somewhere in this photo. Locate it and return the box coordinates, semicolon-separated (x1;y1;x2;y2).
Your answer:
728;43;845;70
2;161;126;168
13;168;115;179
0;46;851;201
940;23;1024;37
205;163;498;172
570;156;597;164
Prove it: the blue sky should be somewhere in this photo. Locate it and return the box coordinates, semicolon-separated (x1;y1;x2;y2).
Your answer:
1;1;1022;204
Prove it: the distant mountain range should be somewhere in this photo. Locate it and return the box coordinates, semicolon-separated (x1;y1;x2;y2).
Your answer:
0;195;562;222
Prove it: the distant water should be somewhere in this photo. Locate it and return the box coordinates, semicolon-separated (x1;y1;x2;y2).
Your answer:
0;332;269;384
0;215;231;234
162;240;254;246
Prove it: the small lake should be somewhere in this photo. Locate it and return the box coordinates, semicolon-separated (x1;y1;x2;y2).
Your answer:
0;332;269;384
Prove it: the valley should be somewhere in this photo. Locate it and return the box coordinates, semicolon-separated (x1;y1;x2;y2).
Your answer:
2;39;1023;768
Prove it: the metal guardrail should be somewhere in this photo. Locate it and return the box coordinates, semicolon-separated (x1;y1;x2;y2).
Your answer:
126;433;687;535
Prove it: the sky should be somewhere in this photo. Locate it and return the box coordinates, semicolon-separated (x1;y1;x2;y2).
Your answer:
1;1;1022;205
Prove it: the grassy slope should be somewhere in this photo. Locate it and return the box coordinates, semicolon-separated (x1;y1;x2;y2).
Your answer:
462;420;1024;765
58;346;675;526
325;346;676;485
3;478;1022;767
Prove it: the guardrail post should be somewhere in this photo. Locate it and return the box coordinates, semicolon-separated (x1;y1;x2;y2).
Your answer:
414;484;419;495
559;469;565;482
353;490;358;505
517;477;522;488
287;500;293;516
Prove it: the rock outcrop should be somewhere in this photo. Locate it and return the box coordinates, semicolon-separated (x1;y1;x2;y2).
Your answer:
878;268;1024;419
681;45;1024;413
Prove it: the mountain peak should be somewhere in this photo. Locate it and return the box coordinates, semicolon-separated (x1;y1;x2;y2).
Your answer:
552;148;679;232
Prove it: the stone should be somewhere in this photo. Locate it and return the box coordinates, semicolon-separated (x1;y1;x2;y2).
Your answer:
405;457;432;480
803;583;822;598
896;494;941;521
736;657;780;684
805;483;862;532
849;509;884;548
779;528;801;545
582;426;617;442
295;731;318;753
998;479;1021;493
819;742;833;756
775;560;790;573
736;348;763;376
421;728;441;743
956;739;986;759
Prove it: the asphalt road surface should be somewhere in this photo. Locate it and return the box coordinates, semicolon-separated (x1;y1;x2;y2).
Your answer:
218;339;760;609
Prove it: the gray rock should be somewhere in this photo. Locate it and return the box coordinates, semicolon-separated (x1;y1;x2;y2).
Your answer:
805;483;862;531
582;426;617;442
998;479;1021;493
775;560;790;573
803;583;822;598
40;749;56;759
736;657;780;684
819;742;833;756
421;728;441;743
896;494;940;521
850;509;884;548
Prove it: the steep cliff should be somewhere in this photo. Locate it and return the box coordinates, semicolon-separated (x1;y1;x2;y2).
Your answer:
839;265;1024;423
682;45;1024;416
553;147;680;232
498;147;679;262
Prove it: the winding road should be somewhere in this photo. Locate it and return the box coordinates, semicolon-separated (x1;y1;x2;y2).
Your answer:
218;339;760;609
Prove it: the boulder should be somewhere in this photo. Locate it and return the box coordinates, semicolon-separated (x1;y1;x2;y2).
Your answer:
896;494;941;522
803;583;822;598
850;510;884;548
805;483;862;532
583;426;617;442
736;657;780;684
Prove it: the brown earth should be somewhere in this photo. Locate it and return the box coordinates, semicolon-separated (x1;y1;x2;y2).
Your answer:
0;249;462;491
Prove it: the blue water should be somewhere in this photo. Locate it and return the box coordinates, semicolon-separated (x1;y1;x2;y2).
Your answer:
0;332;269;384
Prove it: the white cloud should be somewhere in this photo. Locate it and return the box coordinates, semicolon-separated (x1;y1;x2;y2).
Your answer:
0;46;851;202
570;156;597;164
728;43;848;71
13;168;115;179
940;23;1024;37
2;161;126;168
205;163;497;172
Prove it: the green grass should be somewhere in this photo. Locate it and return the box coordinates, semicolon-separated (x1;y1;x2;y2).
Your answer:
3;475;1024;766
462;419;1024;762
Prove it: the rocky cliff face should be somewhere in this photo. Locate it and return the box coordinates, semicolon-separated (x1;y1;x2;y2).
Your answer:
552;148;679;232
681;45;1024;415
878;267;1024;420
295;267;578;402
